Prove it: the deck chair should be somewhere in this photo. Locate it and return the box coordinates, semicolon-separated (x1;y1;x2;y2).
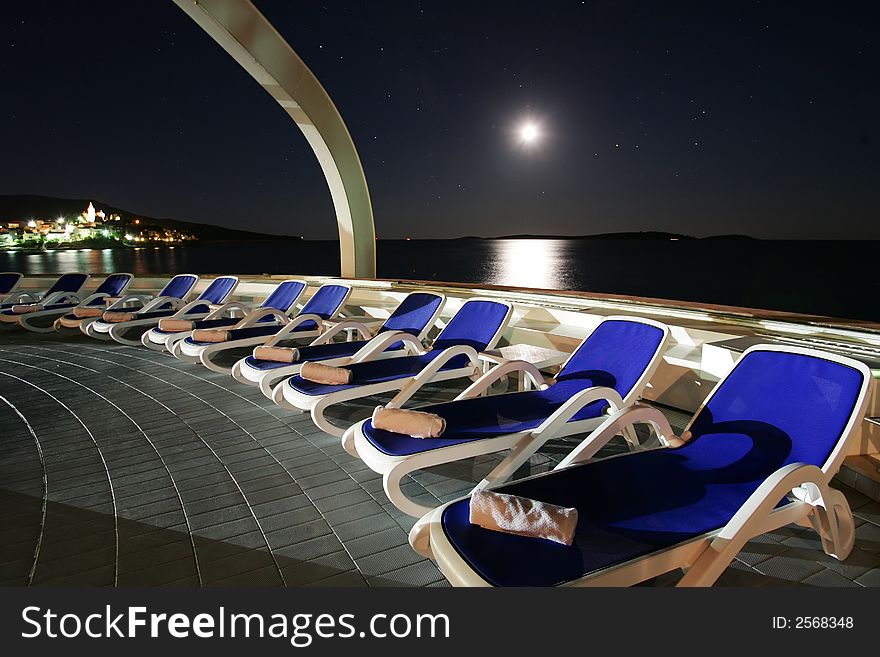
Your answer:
276;298;514;439
172;283;352;374
92;275;238;346
231;291;447;396
141;279;307;353
81;273;200;340
0;272;89;313
9;273;134;333
413;344;872;587
344;317;670;517
0;272;24;304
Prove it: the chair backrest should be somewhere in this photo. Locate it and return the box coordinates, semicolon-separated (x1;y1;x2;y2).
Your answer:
159;274;199;300
259;280;307;312
93;273;133;297
377;292;446;338
0;272;22;295
196;276;239;304
684;346;871;475
432;299;512;352
299;284;351;320
555;318;669;402
47;273;89;294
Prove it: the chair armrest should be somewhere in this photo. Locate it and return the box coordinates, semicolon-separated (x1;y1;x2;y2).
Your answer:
455;360;548;400
310;319;375;345
172;298;218;317
206;300;253;319
350;331;426;363
141;295;185;312
554;403;675;469
678;463;854;585
532;386;625;438
106;293;152;310
235;306;289;328
77;292;110;307
265;313;325;345
11;292;38;304
40;291;81;306
386;345;481;408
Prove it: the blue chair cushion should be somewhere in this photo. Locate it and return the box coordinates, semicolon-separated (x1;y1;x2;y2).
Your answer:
159;275;198;299
363;379;609;457
183;323;285;347
555;320;666;397
287;350;473;396
432;300;509;352
299;285;349;320
0;273;20;295
260;280;306;312
47;273;89;294
379;293;444;336
132;309;179;321
94;274;131;297
441;349;866;586
197;277;237;304
244;339;376;371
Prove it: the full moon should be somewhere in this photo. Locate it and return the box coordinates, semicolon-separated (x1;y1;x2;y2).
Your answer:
519;122;540;144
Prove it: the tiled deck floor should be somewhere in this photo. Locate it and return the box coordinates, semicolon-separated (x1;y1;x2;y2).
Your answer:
1;330;879;587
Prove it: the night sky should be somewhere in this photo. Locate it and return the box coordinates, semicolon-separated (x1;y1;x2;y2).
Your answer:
1;1;876;239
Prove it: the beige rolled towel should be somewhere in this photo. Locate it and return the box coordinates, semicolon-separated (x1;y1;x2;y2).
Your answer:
191;328;230;343
57;314;84;328
158;318;195;332
0;312;23;323
300;361;352;385
11;304;42;314
666;430;693;449
73;306;105;318
253;346;300;363
372;406;446;438
469;489;579;546
102;311;136;323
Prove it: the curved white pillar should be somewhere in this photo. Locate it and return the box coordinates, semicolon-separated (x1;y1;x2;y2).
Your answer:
173;0;376;277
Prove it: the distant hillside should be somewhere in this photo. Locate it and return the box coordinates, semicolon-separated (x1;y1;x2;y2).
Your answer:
0;194;301;241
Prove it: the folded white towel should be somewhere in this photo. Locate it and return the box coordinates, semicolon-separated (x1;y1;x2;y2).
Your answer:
469;488;579;546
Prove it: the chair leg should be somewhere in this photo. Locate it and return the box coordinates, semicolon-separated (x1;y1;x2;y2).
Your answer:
805;486;855;561
384;462;435;518
310;398;345;437
408;514;434;558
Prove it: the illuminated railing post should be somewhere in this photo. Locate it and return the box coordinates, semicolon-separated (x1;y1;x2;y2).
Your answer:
172;0;376;277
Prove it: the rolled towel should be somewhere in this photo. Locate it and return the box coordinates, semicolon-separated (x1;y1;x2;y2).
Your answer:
158;318;195;332
665;430;693;449
102;311;136;323
469;489;579;546
372;406;446;438
253;345;300;363
72;306;105;318
300;361;352;385
191;328;230;343
57;314;84;328
12;304;42;314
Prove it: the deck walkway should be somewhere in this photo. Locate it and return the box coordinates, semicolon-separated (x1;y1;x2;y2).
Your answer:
1;330;879;587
